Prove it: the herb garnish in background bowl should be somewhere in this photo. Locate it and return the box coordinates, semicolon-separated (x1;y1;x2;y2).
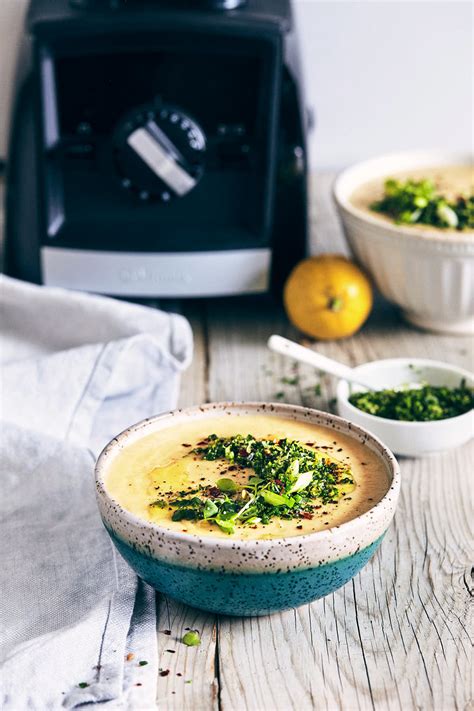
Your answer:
337;358;474;457
371;178;474;230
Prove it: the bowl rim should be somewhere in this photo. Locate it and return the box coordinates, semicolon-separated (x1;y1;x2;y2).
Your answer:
95;401;401;550
333;149;474;245
337;357;474;428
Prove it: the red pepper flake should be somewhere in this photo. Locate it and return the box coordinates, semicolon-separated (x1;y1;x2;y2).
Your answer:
166;649;176;653
208;487;221;498
163;630;171;635
125;653;135;662
337;448;343;452
301;512;313;520
135;683;142;687
177;673;182;677
159;670;170;677
238;448;248;458
296;525;303;530
228;465;237;471
197;439;209;446
181;443;192;447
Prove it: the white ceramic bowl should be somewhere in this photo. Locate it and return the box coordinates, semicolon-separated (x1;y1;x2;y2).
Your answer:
333;151;474;335
337;358;474;457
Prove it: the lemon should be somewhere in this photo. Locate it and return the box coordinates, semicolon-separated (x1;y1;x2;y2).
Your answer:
283;255;373;340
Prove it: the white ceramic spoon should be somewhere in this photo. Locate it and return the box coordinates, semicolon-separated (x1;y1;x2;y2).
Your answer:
267;335;373;390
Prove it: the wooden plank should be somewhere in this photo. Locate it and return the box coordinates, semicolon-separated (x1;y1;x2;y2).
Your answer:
155;303;220;710
178;302;209;408
155;599;219;711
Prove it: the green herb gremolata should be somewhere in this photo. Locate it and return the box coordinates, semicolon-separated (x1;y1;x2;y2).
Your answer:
349;382;473;422
370;178;474;230
149;435;355;535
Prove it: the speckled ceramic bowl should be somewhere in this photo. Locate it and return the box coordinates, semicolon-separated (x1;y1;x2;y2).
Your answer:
95;403;400;617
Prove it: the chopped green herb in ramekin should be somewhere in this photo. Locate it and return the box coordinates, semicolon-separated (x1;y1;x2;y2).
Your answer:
349;382;473;422
371;178;474;230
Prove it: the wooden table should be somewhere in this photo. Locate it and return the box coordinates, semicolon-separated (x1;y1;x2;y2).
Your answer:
154;174;472;711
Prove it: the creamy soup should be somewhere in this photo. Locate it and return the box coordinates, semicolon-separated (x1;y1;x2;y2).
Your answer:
350;164;474;232
105;415;390;540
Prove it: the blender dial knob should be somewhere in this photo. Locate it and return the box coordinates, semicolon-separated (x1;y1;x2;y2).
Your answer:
113;103;206;202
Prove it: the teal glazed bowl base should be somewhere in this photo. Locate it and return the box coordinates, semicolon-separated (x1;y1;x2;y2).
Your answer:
109;529;385;616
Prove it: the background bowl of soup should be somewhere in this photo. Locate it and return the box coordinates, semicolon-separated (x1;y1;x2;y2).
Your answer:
333;150;474;335
95;402;400;617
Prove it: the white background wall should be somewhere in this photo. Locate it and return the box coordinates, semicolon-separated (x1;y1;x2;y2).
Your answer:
0;0;472;169
294;1;473;169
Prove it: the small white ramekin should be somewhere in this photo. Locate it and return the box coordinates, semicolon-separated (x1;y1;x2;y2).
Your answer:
333;151;474;335
337;358;474;457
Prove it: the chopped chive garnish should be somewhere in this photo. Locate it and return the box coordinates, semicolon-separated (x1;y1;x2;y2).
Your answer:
182;631;201;647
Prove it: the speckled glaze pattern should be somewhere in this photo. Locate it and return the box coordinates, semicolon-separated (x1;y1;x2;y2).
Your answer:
95;403;400;615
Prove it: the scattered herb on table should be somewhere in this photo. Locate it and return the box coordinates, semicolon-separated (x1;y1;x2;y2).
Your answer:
281;375;299;386
371;178;474;230
150;434;355;535
138;660;148;666
182;631;201;647
78;682;89;689
349;381;473;421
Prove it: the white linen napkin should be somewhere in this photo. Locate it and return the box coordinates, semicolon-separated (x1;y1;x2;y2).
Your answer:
0;276;193;709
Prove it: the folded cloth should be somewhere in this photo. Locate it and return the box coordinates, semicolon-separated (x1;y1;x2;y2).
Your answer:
0;276;193;709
